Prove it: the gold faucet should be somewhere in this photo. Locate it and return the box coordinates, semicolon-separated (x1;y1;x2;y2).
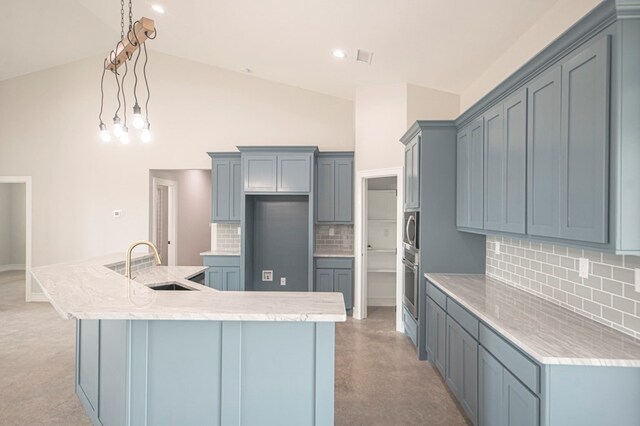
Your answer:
125;240;162;279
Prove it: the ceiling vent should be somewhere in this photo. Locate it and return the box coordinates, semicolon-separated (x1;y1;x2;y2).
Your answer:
356;49;374;64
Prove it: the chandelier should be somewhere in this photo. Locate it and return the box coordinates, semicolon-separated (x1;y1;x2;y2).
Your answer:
98;0;156;144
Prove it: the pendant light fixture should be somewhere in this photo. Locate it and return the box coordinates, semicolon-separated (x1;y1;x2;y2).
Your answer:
98;0;156;144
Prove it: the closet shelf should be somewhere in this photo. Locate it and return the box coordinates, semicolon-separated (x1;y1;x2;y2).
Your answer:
368;219;396;223
367;269;397;273
367;249;396;253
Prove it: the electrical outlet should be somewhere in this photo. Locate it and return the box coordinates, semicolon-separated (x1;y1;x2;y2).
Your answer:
262;270;273;282
113;210;123;218
329;228;335;236
237;227;241;235
635;269;640;293
494;242;500;255
280;277;286;286
579;258;589;278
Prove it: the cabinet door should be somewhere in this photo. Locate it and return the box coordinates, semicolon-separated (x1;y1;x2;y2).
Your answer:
315;269;334;292
223;267;241;291
457;128;470;228
404;143;414;210
277;154;311;192
502;89;527;234
427;298;437;362
410;137;420;209
479;347;503;426
334;269;353;310
469;118;485;229
334;158;353;222
229;159;242;221
503;369;539;426
316;158;335;222
243;154;277;192
446;317;478;424
212;159;230;222
527;66;562;238
559;36;610;243
484;104;505;231
206;267;224;290
435;303;447;378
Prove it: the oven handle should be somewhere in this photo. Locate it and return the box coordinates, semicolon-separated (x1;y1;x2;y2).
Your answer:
401;258;417;270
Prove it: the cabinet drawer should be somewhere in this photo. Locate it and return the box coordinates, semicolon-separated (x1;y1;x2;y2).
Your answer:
314;257;353;269
427;280;447;310
203;255;241;268
446;298;479;340
480;324;540;394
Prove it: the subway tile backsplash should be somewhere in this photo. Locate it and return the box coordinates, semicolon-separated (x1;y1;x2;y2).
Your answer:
315;225;354;255
105;254;156;275
487;235;640;340
215;223;241;253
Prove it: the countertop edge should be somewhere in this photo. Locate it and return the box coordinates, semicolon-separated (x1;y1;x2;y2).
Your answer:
425;273;640;368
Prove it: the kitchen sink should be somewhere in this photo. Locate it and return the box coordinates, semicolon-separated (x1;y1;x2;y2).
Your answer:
148;282;196;291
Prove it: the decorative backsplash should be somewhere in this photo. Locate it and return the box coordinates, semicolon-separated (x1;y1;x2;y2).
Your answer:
315;225;354;255
215;223;241;253
105;254;156;276
486;235;640;340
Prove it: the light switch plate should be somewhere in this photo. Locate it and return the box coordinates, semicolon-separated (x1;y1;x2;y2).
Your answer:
494;242;500;255
280;277;286;286
237;227;241;235
262;270;273;282
329;228;335;236
579;258;589;278
113;209;123;218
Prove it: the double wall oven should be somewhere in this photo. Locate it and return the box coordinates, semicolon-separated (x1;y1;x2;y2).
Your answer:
402;211;419;318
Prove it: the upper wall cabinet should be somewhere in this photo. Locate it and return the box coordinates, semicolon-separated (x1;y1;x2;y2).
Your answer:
404;135;420;211
240;148;317;194
483;88;527;233
316;153;354;223
209;153;241;222
457;117;484;230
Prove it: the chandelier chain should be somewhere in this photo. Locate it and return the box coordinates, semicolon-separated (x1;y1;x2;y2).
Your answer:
120;0;125;40
129;0;133;31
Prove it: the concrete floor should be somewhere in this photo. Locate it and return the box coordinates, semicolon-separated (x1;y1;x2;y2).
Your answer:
0;272;467;425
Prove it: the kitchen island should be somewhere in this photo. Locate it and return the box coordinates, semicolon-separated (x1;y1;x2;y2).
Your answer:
31;254;346;426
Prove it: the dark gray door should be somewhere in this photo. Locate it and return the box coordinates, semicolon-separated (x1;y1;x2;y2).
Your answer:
502;88;527;234
479;347;503;426
334;158;353;222
527;66;562;238
484;103;504;231
503;369;539;426
456;128;470;228
316;158;335;222
334;269;353;310
469;118;485;229
559;36;610;243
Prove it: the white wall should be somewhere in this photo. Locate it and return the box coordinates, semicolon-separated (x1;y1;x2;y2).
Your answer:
0;52;354;293
149;169;211;266
460;0;602;111
0;183;26;267
0;185;10;266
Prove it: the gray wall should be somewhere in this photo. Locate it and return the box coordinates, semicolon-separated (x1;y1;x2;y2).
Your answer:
149;170;211;266
0;183;26;267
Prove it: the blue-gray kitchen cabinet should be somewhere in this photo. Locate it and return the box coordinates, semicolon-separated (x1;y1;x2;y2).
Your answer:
426;296;447;378
404;135;420;211
277;154;311;193
503;368;538;426
206;266;241;291
558;35;610;244
316;153;354;223
243;154;277;193
527;66;562;239
242;150;315;194
206;267;224;290
314;257;353;311
457;117;484;230
210;154;241;222
483;89;527;234
478;347;503;426
446;315;478;424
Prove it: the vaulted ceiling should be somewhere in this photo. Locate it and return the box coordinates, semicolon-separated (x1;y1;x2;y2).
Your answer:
1;0;597;99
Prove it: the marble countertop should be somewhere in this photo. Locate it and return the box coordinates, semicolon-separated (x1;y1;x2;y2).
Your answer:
200;250;240;256
30;254;346;322
425;273;640;367
313;253;355;258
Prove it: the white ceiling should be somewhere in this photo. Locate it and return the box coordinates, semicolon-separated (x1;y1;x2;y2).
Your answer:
1;0;568;99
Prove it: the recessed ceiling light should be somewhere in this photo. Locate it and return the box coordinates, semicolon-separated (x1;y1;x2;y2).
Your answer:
151;4;165;14
332;49;347;59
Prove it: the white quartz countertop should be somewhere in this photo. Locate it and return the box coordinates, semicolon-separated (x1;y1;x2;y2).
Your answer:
425;273;640;367
200;250;240;256
30;254;346;322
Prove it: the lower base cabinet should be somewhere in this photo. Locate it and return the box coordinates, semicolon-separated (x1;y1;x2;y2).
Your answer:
205;266;240;291
314;257;354;311
427;297;447;377
479;347;539;426
446;316;478;424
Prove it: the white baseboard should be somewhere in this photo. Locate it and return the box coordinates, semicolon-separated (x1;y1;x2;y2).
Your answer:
0;264;25;272
367;297;396;307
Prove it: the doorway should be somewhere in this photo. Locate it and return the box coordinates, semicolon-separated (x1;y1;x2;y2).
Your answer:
354;167;404;332
151;178;177;266
0;177;35;302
